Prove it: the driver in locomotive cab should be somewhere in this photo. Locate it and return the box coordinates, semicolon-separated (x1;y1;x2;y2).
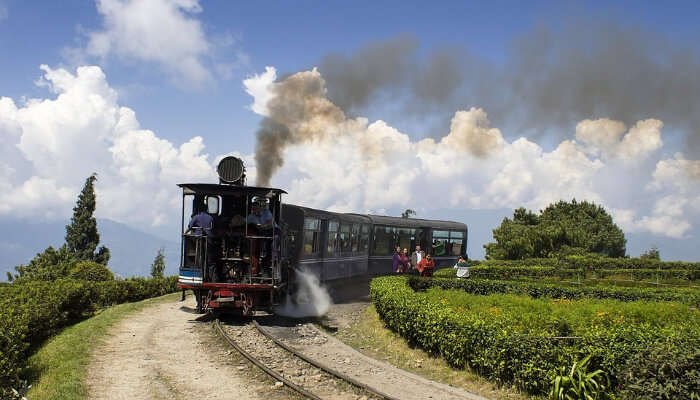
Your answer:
247;197;273;227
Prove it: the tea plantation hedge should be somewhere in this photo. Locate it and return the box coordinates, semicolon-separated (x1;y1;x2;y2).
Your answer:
440;262;700;281
478;256;700;271
421;274;700;306
0;276;177;397
370;276;700;397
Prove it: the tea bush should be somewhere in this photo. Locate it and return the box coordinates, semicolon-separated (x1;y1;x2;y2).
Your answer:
478;256;700;272
69;261;114;282
0;276;177;398
436;265;698;281
370;276;700;396
415;275;700;306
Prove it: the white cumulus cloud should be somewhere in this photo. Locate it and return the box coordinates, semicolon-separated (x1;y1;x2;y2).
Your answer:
0;64;216;225
83;0;239;87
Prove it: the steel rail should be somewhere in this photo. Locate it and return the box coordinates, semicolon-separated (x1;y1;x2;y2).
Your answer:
253;320;400;400
214;319;321;400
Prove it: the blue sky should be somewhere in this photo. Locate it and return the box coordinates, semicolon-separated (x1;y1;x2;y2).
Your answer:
3;0;699;154
1;0;700;261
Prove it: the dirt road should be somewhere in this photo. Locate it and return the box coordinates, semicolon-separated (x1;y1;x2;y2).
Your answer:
87;296;267;400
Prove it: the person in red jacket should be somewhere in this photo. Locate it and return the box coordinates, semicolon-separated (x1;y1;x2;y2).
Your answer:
417;253;435;277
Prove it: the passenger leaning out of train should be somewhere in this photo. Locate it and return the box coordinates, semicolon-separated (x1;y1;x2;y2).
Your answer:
187;205;213;236
417;253;435;277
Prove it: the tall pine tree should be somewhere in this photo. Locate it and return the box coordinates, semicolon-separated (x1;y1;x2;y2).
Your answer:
65;173;110;265
150;247;166;278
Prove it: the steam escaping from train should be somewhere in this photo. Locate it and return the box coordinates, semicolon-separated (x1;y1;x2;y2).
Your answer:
275;269;333;318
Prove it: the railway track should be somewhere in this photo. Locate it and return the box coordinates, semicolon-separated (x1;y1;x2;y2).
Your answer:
215;317;397;400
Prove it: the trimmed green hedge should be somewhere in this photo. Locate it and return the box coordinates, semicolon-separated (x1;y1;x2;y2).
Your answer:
436;265;699;282
371;276;700;396
417;275;700;306
0;277;177;398
479;256;700;271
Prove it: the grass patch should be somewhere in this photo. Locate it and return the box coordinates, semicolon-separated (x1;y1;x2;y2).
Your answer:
331;304;533;400
25;292;180;400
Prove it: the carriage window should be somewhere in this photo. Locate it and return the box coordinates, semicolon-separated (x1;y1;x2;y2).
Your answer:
373;225;393;256
339;223;352;252
397;228;413;251
303;217;321;255
432;230;450;256
206;196;220;215
327;221;339;255
360;224;370;252
450;231;465;256
350;224;360;252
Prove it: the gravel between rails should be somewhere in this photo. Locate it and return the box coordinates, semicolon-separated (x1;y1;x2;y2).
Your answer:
220;319;382;400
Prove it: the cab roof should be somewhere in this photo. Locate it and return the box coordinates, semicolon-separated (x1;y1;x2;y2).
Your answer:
177;183;287;196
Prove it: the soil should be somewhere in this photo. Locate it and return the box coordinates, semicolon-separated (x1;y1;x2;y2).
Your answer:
86;295;292;400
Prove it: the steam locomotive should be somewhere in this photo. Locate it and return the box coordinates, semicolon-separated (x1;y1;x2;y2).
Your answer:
177;156;467;314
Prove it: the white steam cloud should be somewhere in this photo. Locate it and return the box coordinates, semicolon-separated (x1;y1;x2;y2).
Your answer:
275;269;333;318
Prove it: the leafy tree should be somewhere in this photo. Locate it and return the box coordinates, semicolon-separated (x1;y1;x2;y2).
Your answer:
401;209;416;218
150;247;166;278
65;173;110;265
484;200;627;259
640;246;660;260
10;246;77;282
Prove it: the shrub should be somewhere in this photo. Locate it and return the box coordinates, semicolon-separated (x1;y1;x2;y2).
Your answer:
69;261;114;282
370;276;700;396
418;275;699;306
0;277;177;397
619;338;700;399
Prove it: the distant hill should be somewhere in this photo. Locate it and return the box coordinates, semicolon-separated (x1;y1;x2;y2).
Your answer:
0;218;179;280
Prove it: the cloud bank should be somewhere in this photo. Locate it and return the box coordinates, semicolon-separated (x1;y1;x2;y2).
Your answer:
0;65;216;226
245;66;700;239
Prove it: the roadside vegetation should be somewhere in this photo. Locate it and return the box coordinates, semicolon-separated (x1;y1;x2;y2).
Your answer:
371;200;699;399
0;174;178;398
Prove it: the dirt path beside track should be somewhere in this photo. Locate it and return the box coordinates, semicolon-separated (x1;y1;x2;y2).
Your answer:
86;296;263;400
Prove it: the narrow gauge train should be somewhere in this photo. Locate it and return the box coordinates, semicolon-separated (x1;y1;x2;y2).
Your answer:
177;156;467;314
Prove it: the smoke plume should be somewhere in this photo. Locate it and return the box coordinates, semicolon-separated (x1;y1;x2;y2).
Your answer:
317;22;700;154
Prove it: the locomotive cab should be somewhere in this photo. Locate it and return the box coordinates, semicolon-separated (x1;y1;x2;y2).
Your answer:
177;157;288;314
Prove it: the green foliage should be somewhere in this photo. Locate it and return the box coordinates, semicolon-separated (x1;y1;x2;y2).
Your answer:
0;277;177;397
641;246;661;260
10;246;77;283
370;276;699;396
550;355;609;400
65;174;110;265
454;255;700;271
401;209;416;218
69;261;114;282
484;200;627;260
436;265;698;281
413;275;700;306
619;338;700;400
150;247;166;278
